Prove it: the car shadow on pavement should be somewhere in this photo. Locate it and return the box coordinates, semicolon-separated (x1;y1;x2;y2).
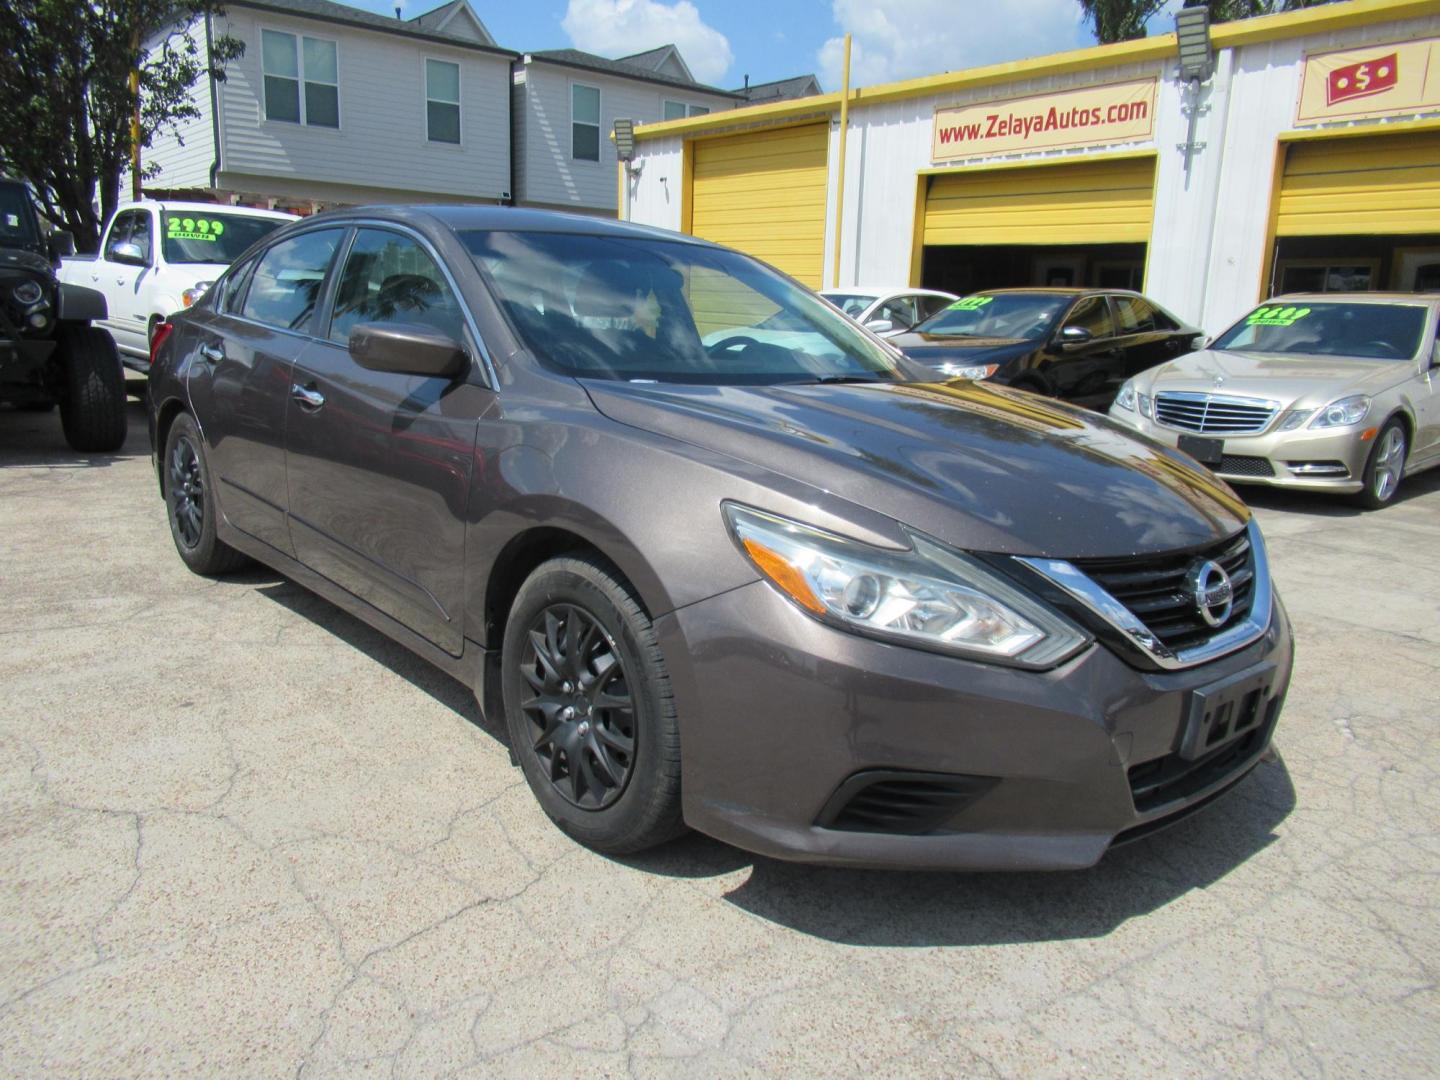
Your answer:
253;579;502;741
627;755;1297;947
0;399;150;468
1239;462;1440;517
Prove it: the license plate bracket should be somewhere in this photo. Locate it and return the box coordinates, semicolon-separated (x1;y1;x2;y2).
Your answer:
1178;434;1223;467
1179;661;1275;761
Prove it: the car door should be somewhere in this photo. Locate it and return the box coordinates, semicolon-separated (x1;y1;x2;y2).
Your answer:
284;225;486;656
1039;295;1119;399
187;227;347;557
92;210;146;346
1112;294;1189;381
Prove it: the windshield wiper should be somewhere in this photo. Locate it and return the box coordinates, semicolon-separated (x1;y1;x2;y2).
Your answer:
791;374;888;385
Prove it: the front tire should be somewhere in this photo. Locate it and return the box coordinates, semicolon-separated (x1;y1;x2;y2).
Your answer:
162;413;250;575
501;555;684;854
56;324;126;452
1354;418;1406;510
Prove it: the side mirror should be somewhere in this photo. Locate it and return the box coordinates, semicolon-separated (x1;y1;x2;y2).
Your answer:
110;241;149;266
1053;325;1093;352
349;322;467;378
48;231;75;260
865;318;894;334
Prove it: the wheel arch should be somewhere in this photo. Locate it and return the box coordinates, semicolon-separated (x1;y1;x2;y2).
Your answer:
152;397;191;494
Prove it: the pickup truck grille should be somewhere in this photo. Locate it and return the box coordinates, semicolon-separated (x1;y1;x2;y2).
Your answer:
1154;392;1276;435
1070;530;1255;653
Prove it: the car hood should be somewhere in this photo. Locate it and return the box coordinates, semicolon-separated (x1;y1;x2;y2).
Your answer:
1137;348;1412;406
887;336;1038;372
0;247;53;277
582;378;1248;559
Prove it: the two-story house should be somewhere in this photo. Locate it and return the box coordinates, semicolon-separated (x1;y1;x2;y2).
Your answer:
145;0;516;212
509;47;741;216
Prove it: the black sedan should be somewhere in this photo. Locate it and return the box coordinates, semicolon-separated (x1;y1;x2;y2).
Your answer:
890;288;1203;406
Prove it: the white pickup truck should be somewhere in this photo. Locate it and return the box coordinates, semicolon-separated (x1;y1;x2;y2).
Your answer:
58;200;295;370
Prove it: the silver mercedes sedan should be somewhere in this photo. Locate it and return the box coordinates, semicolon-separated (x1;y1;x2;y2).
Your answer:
1108;294;1439;508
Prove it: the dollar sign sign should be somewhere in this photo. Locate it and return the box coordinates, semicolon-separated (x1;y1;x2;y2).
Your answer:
1354;63;1371;91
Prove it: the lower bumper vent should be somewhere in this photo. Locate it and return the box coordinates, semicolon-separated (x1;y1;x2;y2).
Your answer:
1219;455;1276;478
816;770;997;835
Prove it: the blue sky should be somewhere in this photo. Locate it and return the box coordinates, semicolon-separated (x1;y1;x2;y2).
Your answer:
352;1;1183;92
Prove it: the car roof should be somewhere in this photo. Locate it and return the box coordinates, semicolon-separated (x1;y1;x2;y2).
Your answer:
975;287;1140;297
306;204;712;247
116;199;297;221
821;287;955;297
1265;292;1440;305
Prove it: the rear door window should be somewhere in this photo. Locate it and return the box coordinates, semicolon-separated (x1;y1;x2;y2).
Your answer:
1112;295;1158;334
240;228;345;333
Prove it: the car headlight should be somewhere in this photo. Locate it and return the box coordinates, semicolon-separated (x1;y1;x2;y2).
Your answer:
181;281;215;307
1308;395;1370;429
940;362;999;380
13;280;44;306
1276;408;1313;431
1113;381;1152;418
723;504;1089;669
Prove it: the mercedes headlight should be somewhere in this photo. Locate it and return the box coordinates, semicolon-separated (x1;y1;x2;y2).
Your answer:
940;362;999;380
724;504;1089;669
1308;395;1370;429
1113;381;1152;418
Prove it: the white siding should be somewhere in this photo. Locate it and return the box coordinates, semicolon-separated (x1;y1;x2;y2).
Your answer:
212;8;511;201
139;17;217;191
515;62;732;213
623;136;683;230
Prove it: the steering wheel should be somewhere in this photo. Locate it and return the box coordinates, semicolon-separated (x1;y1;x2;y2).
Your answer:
1361;340;1404;358
707;335;760;357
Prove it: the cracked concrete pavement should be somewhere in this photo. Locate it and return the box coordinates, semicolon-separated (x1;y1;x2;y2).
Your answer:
2;396;1438;1076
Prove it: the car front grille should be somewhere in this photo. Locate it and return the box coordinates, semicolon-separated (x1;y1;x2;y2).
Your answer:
1218;455;1275;478
1154;392;1276;435
1069;530;1255;654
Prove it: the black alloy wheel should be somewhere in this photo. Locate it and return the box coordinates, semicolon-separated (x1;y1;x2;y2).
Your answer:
162;413;250;576
518;604;636;810
169;434;205;549
501;555;684;854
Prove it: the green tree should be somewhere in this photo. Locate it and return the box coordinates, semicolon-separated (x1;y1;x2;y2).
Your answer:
0;1;242;252
1078;0;1339;45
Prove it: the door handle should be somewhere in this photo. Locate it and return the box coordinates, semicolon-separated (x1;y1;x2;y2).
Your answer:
199;344;224;364
291;383;326;411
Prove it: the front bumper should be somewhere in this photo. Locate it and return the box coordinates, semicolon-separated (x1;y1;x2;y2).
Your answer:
655;579;1292;870
1108;407;1371;493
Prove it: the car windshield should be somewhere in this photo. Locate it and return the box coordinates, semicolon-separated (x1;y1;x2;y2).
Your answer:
1211;302;1428;361
462;231;907;385
912;293;1069;339
162;212;287;265
0;184;37;245
821;292;879;317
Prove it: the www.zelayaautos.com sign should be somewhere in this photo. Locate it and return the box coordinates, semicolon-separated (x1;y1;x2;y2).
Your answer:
932;78;1157;162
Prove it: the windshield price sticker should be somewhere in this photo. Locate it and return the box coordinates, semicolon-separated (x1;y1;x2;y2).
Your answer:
1247;305;1311;327
949;296;994;311
166;217;225;242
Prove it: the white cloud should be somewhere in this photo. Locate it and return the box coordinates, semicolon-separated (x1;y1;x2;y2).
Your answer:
818;0;1092;90
561;0;735;85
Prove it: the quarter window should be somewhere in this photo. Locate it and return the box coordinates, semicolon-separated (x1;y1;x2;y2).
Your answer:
1062;296;1114;339
262;30;339;128
328;229;466;347
426;59;460;144
241;229;344;332
572;84;600;161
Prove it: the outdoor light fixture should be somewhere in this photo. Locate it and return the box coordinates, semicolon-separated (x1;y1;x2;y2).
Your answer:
1175;6;1214;83
613;118;636;163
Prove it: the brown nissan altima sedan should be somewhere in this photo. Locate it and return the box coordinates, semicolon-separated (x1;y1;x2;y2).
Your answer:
147;207;1293;871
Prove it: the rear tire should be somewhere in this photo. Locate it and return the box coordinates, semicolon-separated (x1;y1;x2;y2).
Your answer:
56;324;126;452
501;555;685;854
162;413;251;575
1354;418;1406;510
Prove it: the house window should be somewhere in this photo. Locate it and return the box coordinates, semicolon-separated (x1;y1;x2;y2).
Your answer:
262;29;339;128
426;59;460;144
572;83;600;161
663;100;709;120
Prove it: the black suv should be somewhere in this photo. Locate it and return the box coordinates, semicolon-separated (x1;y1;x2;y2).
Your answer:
0;177;126;451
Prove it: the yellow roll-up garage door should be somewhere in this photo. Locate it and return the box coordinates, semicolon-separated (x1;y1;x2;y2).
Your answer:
923;156;1156;246
690;124;828;288
1276;130;1440;236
